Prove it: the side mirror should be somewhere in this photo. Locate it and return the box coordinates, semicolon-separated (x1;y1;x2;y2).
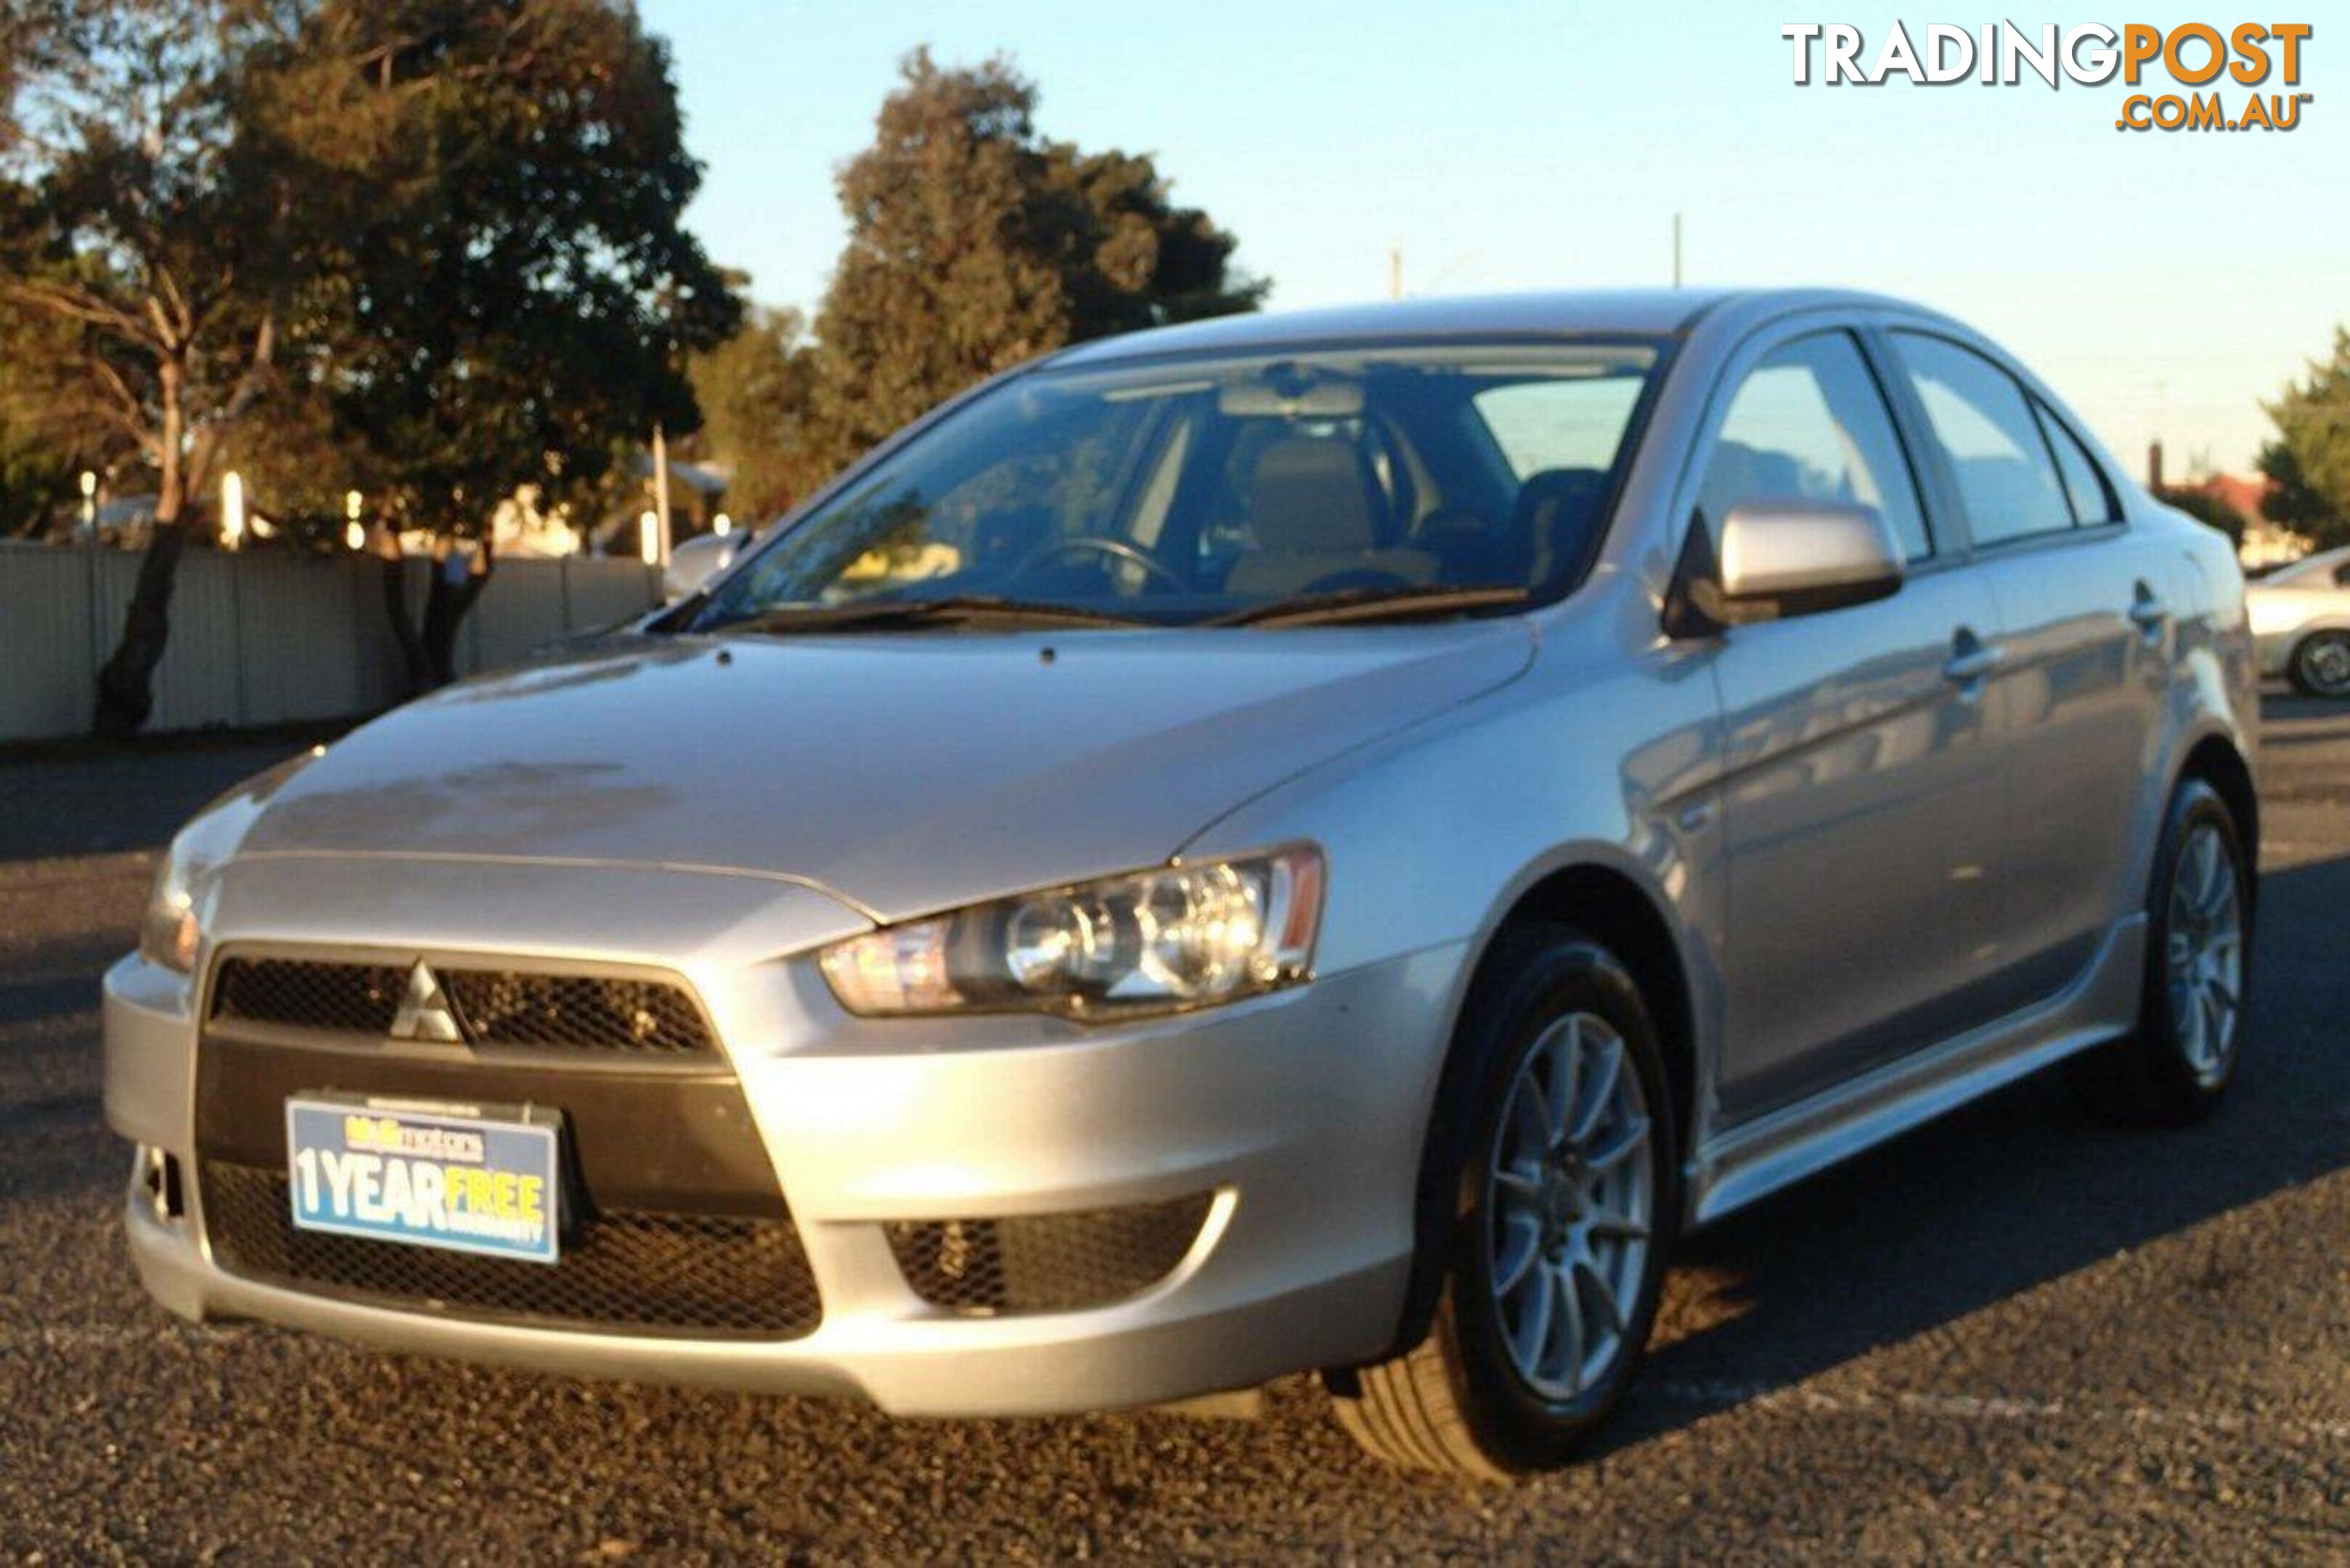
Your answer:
1678;499;1904;629
661;533;741;603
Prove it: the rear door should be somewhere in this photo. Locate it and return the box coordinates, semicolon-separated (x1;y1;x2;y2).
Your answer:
1700;323;2009;1122
1879;330;2169;1011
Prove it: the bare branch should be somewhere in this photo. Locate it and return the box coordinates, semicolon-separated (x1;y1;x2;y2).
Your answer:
2;279;161;346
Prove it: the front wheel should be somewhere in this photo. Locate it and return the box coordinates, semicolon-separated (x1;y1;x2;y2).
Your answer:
1328;927;1678;1479
2070;777;2251;1126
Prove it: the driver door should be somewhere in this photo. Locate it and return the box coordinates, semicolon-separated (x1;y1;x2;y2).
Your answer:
1701;326;2008;1122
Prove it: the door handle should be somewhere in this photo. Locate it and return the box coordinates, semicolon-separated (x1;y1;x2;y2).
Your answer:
1943;636;2003;686
2129;585;2169;636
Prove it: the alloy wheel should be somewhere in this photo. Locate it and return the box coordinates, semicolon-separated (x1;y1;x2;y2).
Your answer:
2165;820;2244;1085
1485;1011;1654;1401
2302;634;2350;697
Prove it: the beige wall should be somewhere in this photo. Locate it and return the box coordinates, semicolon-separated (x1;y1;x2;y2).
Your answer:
0;547;660;742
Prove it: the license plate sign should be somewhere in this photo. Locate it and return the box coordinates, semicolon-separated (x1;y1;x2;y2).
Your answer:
285;1096;561;1265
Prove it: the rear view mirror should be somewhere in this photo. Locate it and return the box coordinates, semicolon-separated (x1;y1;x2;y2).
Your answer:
1703;499;1904;625
1216;369;1364;419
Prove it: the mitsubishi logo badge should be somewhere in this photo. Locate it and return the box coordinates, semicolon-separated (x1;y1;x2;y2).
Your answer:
389;960;462;1042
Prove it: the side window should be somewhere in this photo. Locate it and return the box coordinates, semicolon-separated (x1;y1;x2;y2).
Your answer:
2033;401;2119;525
1893;332;2073;544
1699;330;1933;561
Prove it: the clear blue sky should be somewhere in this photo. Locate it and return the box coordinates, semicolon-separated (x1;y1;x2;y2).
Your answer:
640;1;2344;474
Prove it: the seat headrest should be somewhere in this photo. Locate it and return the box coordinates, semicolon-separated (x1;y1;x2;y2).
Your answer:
1246;436;1380;552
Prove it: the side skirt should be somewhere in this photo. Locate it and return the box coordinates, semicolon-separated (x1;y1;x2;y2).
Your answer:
1686;915;2146;1228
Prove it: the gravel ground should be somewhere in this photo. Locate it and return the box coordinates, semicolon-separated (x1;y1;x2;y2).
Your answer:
1;700;2346;1561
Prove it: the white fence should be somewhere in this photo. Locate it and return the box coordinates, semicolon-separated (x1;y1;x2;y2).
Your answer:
0;545;661;742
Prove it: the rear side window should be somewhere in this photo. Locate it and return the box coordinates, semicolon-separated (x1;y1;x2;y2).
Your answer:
1699;330;1933;561
2034;403;2119;525
1893;332;2074;545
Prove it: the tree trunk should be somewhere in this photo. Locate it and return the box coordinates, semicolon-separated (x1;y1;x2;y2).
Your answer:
380;536;495;699
91;518;189;737
91;380;192;738
378;550;431;697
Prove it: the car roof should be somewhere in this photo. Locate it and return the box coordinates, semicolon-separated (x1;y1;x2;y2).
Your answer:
1043;287;1930;368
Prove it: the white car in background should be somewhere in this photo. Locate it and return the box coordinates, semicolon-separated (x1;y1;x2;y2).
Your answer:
2248;544;2350;696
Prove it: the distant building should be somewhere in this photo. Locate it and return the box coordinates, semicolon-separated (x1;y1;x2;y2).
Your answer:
2146;441;2305;571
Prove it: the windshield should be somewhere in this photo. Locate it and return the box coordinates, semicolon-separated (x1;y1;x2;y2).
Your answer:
694;339;1662;632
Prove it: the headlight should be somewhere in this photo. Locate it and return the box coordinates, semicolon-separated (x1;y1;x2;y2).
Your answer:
131;746;324;976
820;846;1324;1019
139;846;201;973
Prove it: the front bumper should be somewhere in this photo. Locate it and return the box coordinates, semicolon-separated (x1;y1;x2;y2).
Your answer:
102;857;1461;1416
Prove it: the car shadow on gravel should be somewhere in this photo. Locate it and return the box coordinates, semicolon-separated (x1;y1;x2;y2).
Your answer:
1605;844;2350;1452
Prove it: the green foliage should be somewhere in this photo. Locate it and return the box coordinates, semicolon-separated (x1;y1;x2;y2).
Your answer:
2259;327;2350;550
0;0;314;520
0;293;107;535
272;0;739;539
687;305;820;525
801;49;1264;479
0;402;73;536
2155;485;2247;547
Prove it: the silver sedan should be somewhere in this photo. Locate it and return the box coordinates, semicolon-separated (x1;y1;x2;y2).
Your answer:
105;289;2260;1479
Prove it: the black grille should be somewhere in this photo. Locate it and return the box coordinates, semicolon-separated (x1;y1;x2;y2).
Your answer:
200;1162;820;1339
209;957;716;1057
213;958;406;1035
885;1195;1213;1315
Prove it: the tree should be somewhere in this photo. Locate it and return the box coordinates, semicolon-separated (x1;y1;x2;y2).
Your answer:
687;303;820;526
274;0;738;692
0;290;104;535
1;0;325;733
2258;327;2350;550
804;50;1263;475
2155;485;2247;547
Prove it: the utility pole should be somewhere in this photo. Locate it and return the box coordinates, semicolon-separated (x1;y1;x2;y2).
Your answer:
1388;243;1403;301
1672;213;1683;288
650;422;674;566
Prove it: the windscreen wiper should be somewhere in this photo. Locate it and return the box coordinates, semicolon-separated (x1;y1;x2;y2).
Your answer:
714;594;1161;634
1205;583;1531;628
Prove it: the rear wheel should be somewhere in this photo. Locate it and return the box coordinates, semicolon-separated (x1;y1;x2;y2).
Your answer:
2070;777;2251;1126
2288;630;2350;698
1329;927;1677;1478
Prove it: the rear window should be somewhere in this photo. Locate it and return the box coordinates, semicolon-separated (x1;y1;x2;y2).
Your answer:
2034;403;2119;525
1893;332;2074;546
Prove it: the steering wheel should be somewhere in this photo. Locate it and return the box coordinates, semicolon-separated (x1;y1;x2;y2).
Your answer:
1019;536;1188;593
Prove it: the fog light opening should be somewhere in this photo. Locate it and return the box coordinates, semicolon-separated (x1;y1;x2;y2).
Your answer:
885;1192;1218;1315
140;1147;187;1220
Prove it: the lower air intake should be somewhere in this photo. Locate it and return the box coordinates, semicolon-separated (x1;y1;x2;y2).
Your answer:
884;1193;1215;1315
200;1162;821;1340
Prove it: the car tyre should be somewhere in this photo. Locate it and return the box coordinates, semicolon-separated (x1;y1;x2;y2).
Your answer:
2288;630;2350;698
2070;777;2251;1127
1327;926;1678;1478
